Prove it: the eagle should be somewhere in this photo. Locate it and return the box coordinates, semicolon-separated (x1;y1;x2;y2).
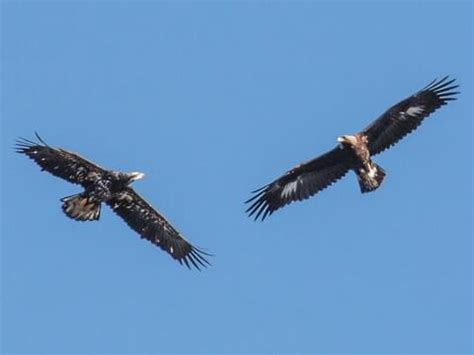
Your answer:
246;76;459;221
16;133;210;270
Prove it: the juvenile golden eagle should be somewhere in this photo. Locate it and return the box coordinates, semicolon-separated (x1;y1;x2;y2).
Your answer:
246;76;459;221
16;133;210;270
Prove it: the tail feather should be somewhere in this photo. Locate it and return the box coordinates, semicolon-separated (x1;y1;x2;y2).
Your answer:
61;193;101;221
357;162;386;193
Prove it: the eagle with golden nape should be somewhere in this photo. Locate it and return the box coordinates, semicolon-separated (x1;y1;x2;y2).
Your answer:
246;76;459;221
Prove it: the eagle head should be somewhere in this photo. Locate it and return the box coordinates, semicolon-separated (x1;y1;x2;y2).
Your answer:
337;135;357;146
126;172;145;184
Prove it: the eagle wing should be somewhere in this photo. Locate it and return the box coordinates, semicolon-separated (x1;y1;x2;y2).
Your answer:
107;187;210;270
15;132;107;186
362;76;459;155
246;146;354;221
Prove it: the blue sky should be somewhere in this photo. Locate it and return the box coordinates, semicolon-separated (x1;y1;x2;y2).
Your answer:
1;1;472;354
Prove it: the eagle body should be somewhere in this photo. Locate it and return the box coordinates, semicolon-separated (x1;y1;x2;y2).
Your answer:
60;171;144;221
16;134;210;269
337;134;386;193
246;76;459;221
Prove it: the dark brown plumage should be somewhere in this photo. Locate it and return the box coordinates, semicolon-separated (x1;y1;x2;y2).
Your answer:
362;77;459;155
246;76;459;221
16;133;210;270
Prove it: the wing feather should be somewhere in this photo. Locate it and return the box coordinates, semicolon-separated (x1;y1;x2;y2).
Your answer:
362;76;459;155
107;188;211;270
246;146;353;221
15;132;107;186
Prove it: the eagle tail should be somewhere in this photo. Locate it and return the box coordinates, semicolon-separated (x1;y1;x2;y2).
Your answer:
357;162;386;193
61;193;101;221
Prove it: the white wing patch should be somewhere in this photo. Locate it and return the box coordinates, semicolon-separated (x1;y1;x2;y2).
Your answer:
401;105;425;119
281;179;299;199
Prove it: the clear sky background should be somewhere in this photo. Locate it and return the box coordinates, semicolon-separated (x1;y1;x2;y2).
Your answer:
1;1;472;354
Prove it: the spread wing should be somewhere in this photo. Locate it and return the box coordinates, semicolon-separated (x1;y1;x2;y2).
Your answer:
362;76;459;155
246;146;354;221
107;188;210;270
15;132;107;187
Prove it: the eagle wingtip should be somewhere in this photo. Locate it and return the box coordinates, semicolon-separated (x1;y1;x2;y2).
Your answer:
14;137;37;154
180;246;212;271
34;131;51;147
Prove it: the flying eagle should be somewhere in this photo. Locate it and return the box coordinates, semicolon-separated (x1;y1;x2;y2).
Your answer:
16;133;210;270
246;76;459;221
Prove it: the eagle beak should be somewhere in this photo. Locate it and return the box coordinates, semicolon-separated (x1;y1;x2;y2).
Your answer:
337;136;346;143
129;172;145;182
